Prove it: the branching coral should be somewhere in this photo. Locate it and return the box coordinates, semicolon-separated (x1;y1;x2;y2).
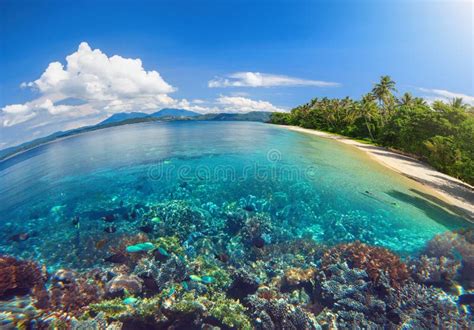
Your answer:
409;255;460;288
317;262;387;327
49;269;105;315
321;241;409;288
0;255;48;308
425;229;474;289
396;282;470;328
246;296;317;329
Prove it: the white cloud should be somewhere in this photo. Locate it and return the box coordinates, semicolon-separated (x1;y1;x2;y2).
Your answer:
209;72;340;88
1;42;180;130
216;96;285;113
419;88;474;106
0;43;289;148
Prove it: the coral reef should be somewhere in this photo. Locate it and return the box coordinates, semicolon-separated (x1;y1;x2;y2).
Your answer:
321;241;409;288
0;255;48;308
0;198;471;329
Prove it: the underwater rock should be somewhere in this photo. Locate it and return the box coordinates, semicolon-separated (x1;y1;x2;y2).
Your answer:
106;275;143;298
228;267;260;300
104;225;117;234
9;233;30;242
125;242;154;253
104;253;127;264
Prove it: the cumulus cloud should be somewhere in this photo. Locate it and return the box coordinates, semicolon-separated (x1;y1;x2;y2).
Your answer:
419;88;474;106
209;72;340;88
0;43;289;148
1;42;181;129
216;96;285;113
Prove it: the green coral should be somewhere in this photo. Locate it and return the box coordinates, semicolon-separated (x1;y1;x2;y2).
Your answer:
172;291;207;314
89;298;130;320
152;235;185;255
208;293;252;330
191;256;231;291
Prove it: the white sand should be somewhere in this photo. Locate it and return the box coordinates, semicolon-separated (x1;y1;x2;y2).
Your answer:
277;125;474;222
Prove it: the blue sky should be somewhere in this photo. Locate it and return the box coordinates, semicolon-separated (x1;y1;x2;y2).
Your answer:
0;0;473;148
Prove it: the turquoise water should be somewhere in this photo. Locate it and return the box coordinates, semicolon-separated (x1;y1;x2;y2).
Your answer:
0;121;470;269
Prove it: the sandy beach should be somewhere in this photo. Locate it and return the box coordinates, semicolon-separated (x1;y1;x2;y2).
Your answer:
278;125;474;222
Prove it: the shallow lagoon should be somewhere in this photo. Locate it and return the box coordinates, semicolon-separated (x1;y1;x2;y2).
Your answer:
0;121;470;270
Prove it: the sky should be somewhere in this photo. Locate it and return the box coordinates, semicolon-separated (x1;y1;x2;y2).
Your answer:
0;0;473;148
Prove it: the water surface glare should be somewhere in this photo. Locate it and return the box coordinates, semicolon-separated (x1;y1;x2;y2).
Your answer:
0;121;471;269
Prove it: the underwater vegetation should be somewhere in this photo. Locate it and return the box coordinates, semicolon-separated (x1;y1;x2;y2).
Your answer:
0;192;473;329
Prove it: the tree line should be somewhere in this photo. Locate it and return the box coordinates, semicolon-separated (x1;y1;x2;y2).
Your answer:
270;76;474;185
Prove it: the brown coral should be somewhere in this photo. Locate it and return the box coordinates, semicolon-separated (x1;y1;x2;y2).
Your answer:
282;267;316;287
49;269;105;315
0;255;48;307
321;241;409;288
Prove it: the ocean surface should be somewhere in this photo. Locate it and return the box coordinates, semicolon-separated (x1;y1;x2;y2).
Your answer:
0;121;471;270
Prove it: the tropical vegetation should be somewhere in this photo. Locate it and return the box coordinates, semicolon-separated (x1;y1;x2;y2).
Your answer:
270;76;474;185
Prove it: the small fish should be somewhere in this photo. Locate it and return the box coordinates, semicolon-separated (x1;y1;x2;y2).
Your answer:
10;233;29;242
153;247;170;262
243;205;255;212
459;293;474;305
71;216;80;226
201;276;215;284
126;242;154;253
104;253;127;263
181;281;189;290
103;214;115;222
139;223;153;233
104;225;116;233
167;286;176;297
123;297;138;305
179;181;188;188
189;275;202;282
151;217;161;223
95;238;108;249
253;236;265;249
215;253;229;263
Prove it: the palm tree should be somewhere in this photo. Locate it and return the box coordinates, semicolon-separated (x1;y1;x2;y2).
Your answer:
450;97;465;109
399;92;414;106
359;93;378;140
372;75;397;117
413;97;427;107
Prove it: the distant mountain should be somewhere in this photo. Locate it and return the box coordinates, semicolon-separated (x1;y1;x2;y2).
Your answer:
0;111;273;161
99;112;149;125
195;111;272;122
99;108;200;125
150;108;200;118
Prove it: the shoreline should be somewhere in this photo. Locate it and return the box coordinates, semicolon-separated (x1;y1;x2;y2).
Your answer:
277;125;474;222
